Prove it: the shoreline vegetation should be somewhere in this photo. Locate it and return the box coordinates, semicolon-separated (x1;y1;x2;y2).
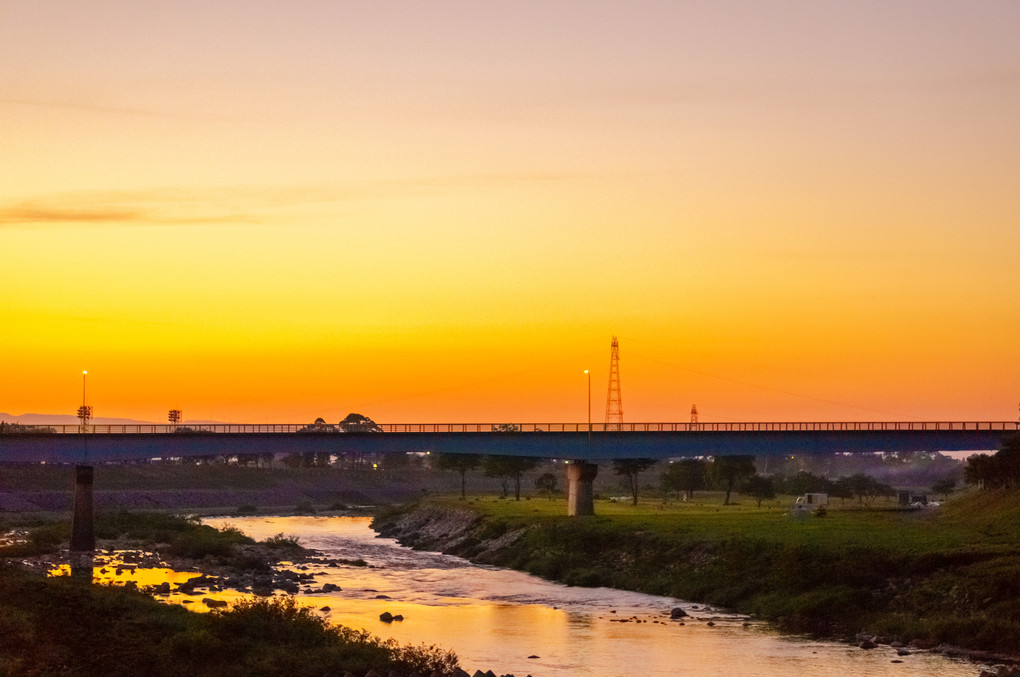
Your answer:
0;511;460;677
2;471;1018;673
371;490;1020;664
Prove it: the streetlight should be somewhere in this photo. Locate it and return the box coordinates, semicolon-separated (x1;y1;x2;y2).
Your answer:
77;370;93;431
583;370;591;431
584;369;591;458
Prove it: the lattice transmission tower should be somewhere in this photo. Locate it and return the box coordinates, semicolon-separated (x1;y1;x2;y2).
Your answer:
605;336;623;429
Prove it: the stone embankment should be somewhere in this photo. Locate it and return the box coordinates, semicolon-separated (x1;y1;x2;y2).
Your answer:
373;504;530;564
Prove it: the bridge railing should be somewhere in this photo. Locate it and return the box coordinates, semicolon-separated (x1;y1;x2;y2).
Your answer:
1;421;1017;435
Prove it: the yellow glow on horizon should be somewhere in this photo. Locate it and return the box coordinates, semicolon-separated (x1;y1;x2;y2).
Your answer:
3;3;1019;424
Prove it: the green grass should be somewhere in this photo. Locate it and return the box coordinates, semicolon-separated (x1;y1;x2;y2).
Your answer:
381;490;1020;654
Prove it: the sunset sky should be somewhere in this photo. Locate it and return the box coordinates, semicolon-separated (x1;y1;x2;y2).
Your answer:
3;1;1019;424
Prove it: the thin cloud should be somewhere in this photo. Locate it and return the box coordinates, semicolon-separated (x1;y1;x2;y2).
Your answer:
0;206;142;224
0;201;258;227
0;98;243;123
0;173;583;229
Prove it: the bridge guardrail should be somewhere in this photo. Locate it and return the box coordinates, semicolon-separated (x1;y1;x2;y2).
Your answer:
1;421;1017;435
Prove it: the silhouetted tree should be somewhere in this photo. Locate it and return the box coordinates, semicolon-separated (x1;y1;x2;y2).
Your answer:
841;473;895;505
534;472;558;500
612;459;657;506
661;459;707;501
339;413;382;433
931;477;957;500
710;455;756;505
484;456;540;500
965;436;1020;490
434;453;483;499
777;471;834;497
297;417;338;433
741;474;776;508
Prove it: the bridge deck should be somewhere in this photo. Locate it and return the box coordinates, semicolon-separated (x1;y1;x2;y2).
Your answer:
1;421;1016;435
1;422;1015;464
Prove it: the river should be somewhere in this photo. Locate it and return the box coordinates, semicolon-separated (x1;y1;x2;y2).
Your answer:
186;515;977;677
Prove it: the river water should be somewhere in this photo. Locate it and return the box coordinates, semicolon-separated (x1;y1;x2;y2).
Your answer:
189;515;979;677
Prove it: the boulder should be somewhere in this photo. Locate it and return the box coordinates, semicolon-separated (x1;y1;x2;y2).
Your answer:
379;612;394;623
670;607;688;619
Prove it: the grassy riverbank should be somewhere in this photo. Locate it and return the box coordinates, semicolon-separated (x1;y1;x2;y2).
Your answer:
0;564;457;677
0;511;460;676
373;490;1020;658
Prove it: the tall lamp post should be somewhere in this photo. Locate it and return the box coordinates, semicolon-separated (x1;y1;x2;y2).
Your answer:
77;370;92;432
584;369;591;457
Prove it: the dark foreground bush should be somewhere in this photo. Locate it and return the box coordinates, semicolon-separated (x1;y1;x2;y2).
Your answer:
0;564;459;677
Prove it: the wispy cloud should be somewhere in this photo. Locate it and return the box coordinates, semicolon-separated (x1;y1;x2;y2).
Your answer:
0;206;143;224
0;199;258;227
0;173;583;229
0;97;242;123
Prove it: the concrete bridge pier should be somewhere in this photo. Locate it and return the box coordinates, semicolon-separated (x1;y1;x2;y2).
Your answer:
566;461;598;516
70;465;95;558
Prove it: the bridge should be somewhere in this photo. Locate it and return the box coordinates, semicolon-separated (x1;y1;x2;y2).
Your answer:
0;421;1014;464
1;421;1014;529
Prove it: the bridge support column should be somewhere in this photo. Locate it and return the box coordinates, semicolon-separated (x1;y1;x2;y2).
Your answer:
70;465;95;553
566;461;598;516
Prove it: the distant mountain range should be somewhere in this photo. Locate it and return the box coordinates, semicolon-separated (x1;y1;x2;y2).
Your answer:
0;413;224;425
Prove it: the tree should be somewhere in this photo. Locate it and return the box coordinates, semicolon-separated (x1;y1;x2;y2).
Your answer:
434;453;483;499
534;472;558;500
741;474;776;508
710;455;756;505
777;471;834;497
931;477;957;501
841;473;895;505
612;459;657;506
965;436;1020;490
483;456;540;500
297;417;338;433
339;413;382;433
965;453;996;489
661;459;707;501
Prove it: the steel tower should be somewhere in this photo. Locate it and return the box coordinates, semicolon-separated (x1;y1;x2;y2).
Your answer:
605;336;623;429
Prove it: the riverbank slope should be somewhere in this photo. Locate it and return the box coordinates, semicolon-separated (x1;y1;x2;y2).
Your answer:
373;491;1020;661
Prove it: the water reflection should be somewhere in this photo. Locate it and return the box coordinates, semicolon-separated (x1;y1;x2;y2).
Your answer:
200;516;979;677
41;516;984;676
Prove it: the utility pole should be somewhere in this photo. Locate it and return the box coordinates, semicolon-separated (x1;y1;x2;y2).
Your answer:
604;336;623;430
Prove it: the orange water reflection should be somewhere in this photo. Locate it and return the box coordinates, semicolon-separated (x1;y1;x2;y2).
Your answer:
50;517;982;677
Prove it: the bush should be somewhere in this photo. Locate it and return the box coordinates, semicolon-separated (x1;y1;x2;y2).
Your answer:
263;533;302;553
0;568;461;676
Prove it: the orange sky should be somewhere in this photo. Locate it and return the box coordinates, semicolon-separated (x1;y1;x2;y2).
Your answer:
2;2;1019;424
